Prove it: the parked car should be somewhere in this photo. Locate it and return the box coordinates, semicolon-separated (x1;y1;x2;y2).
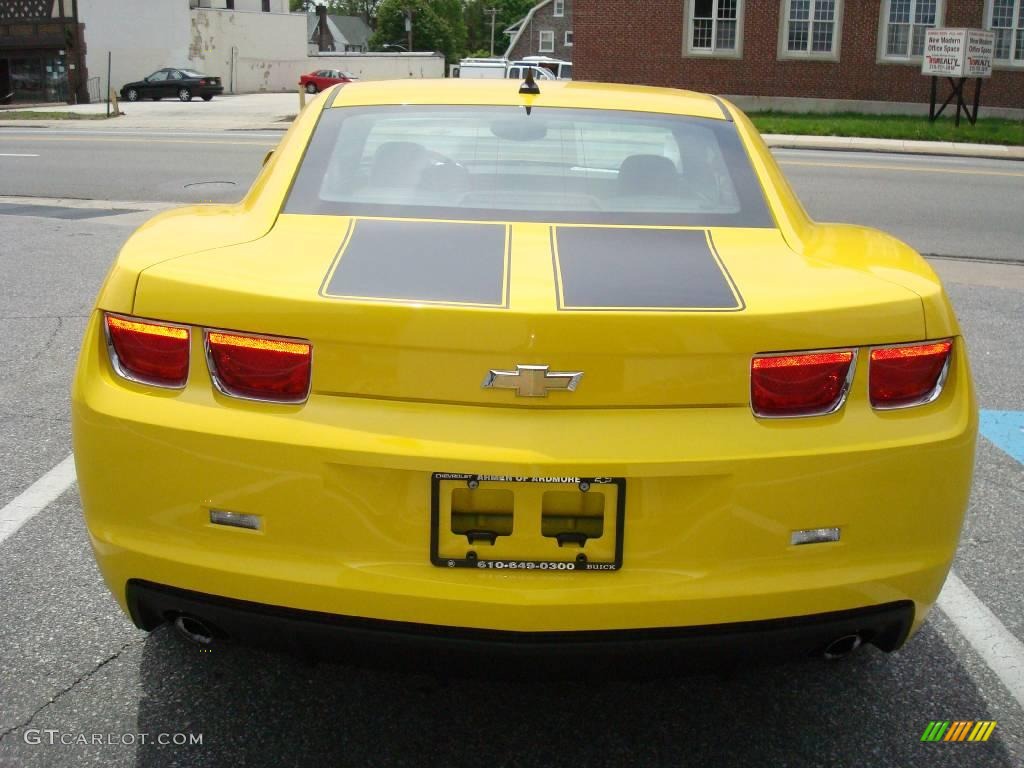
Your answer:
73;80;977;670
299;69;357;94
120;69;223;103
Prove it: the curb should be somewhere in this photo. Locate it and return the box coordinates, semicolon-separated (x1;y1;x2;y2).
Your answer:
762;133;1024;161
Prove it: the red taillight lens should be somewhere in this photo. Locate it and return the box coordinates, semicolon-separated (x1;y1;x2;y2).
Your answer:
199;79;207;85
206;330;311;403
105;314;190;388
751;350;855;418
869;340;952;409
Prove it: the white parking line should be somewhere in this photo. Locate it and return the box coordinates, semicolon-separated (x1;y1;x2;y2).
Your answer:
938;571;1024;710
0;454;77;544
0;153;40;157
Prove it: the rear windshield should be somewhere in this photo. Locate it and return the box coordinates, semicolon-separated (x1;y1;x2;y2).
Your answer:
284;105;774;227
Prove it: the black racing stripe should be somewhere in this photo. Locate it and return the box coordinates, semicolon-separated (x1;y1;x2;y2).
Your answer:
554;227;742;311
710;95;733;121
323;219;508;306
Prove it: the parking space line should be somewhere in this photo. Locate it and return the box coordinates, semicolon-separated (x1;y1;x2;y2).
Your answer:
979;409;1024;464
0;454;77;545
0;153;40;157
938;572;1024;710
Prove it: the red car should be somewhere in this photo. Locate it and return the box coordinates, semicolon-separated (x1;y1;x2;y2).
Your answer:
299;69;358;94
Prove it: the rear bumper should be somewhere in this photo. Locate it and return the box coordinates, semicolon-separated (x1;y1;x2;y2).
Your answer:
128;580;915;668
72;310;976;636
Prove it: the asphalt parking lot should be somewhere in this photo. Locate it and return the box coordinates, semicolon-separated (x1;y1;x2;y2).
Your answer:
0;131;1021;767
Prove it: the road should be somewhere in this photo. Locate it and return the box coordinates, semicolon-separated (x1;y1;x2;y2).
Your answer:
0;129;1022;767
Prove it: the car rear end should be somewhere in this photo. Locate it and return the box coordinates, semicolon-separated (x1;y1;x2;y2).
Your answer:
72;82;976;665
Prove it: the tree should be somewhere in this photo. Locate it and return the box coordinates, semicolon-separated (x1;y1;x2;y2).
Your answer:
290;0;383;27
463;0;536;57
370;0;465;63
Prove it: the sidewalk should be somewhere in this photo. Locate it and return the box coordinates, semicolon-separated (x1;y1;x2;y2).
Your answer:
1;92;1021;160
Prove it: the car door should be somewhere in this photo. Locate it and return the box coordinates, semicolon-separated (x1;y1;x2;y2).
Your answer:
166;70;186;98
142;69;169;98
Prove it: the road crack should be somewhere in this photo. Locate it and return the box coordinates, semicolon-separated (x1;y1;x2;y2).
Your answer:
0;637;144;743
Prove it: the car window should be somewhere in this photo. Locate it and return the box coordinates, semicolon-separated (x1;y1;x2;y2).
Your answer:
148;71;168;82
285;105;773;227
169;71;184;80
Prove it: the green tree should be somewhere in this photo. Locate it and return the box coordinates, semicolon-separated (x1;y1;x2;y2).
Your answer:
290;0;383;27
370;0;463;62
463;0;536;57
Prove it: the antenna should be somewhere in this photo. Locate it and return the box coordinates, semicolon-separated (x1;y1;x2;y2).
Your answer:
519;67;540;95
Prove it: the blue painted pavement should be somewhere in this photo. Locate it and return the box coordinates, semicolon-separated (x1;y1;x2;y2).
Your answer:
979;410;1024;465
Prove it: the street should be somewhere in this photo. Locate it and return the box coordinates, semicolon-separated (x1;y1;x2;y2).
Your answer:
0;127;1022;767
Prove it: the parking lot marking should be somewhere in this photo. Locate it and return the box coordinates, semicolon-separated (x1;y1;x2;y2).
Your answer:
778;160;1024;179
0;454;77;545
938;571;1024;711
979;410;1024;464
0;153;40;157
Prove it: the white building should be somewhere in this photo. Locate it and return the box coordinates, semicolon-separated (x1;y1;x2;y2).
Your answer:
76;0;442;96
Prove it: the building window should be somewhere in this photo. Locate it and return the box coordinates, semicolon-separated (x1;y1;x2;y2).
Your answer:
881;0;942;59
225;0;234;8
688;0;742;56
539;29;554;52
988;0;1024;64
262;0;270;11
553;0;565;17
784;0;839;55
564;31;574;46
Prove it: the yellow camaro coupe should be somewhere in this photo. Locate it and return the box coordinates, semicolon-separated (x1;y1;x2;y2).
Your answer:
72;79;977;665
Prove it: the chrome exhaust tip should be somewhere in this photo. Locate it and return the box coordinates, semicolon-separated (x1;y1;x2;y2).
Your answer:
173;614;217;647
823;634;863;660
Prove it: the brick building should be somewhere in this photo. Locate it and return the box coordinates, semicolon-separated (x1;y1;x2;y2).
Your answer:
0;0;87;104
575;0;1024;111
506;0;574;62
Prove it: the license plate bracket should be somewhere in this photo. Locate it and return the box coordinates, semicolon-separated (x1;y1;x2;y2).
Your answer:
430;474;625;572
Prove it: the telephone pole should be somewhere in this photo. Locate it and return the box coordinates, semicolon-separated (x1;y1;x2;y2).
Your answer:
485;7;498;56
404;7;414;52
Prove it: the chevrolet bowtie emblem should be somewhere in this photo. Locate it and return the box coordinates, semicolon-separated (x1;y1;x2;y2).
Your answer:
482;364;583;397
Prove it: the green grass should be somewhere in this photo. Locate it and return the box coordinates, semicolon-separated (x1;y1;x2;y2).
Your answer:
749;111;1024;146
0;110;118;121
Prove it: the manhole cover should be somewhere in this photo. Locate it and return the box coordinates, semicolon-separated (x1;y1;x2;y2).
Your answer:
184;181;237;190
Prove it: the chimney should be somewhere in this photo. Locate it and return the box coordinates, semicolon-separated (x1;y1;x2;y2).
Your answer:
317;4;334;52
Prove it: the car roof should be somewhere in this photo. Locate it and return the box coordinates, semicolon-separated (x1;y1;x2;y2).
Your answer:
330;80;727;121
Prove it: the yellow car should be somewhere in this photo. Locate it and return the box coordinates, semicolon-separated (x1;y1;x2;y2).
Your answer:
72;79;977;664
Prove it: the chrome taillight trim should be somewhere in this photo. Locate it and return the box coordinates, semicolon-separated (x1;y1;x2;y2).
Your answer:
750;348;859;420
102;312;191;390
203;328;313;405
868;339;953;411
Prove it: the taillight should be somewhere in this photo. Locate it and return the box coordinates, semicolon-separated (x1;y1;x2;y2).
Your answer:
751;349;855;418
869;340;952;409
104;313;190;388
199;79;207;85
205;330;312;403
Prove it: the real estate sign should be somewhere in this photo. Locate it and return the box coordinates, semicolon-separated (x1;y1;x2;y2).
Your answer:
922;29;995;78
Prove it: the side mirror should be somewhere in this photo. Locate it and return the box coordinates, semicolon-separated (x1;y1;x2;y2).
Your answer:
262;149;274;167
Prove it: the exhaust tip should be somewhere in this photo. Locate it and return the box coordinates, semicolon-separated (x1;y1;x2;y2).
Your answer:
173;614;217;647
823;634;863;660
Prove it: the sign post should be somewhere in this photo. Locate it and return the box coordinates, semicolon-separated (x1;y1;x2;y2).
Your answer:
922;28;994;126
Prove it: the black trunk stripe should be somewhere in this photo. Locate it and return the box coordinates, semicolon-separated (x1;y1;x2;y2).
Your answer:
321;219;509;307
552;227;744;312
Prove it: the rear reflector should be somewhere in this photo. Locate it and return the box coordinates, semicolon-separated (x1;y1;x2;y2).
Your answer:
205;330;312;403
751;350;855;418
104;313;190;388
869;340;952;409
